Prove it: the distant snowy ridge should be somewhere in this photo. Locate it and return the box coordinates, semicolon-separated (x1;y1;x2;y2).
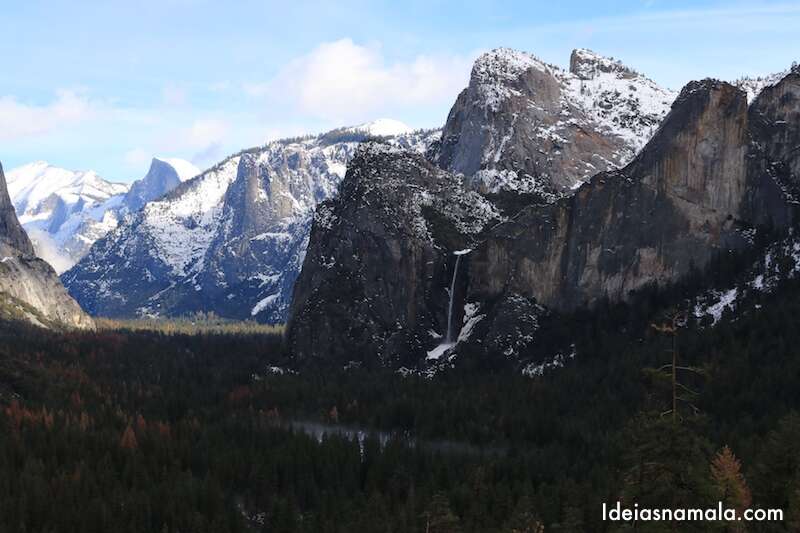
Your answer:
7;162;129;272
7;157;198;272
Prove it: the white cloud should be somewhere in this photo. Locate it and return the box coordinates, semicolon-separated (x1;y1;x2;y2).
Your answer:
26;228;73;274
0;90;96;141
253;39;473;123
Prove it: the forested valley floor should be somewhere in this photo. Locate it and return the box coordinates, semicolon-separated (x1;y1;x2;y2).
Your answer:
2;270;800;531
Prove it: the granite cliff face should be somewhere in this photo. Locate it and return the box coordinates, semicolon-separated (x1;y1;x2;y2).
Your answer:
0;162;94;329
469;80;754;311
288;63;800;364
289;143;498;364
431;48;675;198
746;67;800;203
463;74;799;358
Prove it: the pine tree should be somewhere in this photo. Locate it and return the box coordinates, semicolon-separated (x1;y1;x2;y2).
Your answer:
710;446;751;512
621;414;715;531
710;446;751;532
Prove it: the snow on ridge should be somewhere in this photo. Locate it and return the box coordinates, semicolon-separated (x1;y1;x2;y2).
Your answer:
735;69;791;103
473;47;553;82
124;127;439;279
468;47;676;155
7;162;128;210
142;156;241;277
563;62;677;154
471;48;554;112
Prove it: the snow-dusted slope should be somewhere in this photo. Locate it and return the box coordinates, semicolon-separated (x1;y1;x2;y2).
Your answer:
567;48;676;153
63;126;440;323
7;158;199;273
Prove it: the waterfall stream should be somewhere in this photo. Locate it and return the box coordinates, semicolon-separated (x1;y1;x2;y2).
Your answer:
445;253;462;343
427;249;471;360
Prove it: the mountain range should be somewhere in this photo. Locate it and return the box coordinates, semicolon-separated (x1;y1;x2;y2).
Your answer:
7;157;199;273
62;120;437;323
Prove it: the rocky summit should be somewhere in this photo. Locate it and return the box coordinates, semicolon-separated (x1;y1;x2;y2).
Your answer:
0;162;94;329
431;48;675;198
288;55;800;365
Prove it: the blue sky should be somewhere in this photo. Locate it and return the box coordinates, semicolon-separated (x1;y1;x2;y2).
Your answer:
2;0;799;182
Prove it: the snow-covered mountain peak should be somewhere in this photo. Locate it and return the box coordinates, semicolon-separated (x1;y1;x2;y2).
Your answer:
473;48;553;81
6;162;130;273
6;157;198;274
436;47;677;194
123;157;199;212
7;162;127;215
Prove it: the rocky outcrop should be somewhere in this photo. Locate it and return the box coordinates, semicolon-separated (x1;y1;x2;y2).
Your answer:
462;74;800;357
431;48;675;198
0;163;35;256
0;162;94;329
746;67;800;205
123;157;198;212
288;143;498;363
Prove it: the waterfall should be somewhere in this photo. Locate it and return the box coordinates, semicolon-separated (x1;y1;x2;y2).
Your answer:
445;254;462;343
427;249;472;360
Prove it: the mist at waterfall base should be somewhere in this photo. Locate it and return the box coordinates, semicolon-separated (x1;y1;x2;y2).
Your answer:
427;249;471;361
